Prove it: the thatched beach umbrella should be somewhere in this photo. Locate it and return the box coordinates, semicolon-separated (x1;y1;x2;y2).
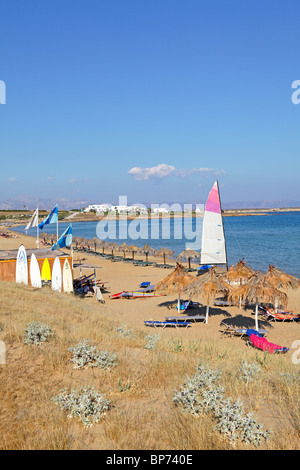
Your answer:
221;259;257;309
73;236;81;248
177;248;201;270
117;242;129;259
78;237;86;248
222;259;255;286
155;247;175;266
142;244;157;262
86;239;94;251
156;263;195;312
45;233;55;245
126;244;140;260
91;237;99;252
228;274;288;330
263;265;300;291
183;267;231;323
98;240;109;254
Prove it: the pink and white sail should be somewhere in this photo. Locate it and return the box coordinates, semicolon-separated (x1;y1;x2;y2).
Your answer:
200;181;227;266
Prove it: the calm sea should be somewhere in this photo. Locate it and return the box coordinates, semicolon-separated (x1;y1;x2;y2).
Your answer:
13;212;300;278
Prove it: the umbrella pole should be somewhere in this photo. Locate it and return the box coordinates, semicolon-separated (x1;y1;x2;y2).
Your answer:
205;305;209;324
177;293;180;313
255;304;259;331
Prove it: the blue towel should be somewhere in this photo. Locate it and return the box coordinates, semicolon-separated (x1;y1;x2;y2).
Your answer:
246;329;262;338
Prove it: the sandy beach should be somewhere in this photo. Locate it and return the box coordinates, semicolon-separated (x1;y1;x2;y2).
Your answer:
1;226;299;351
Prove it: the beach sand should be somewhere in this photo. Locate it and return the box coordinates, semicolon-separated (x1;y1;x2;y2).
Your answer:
1;227;299;350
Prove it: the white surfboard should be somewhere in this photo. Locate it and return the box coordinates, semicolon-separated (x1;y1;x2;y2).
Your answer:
16;245;28;285
63;258;73;293
52;257;62;292
30;253;42;288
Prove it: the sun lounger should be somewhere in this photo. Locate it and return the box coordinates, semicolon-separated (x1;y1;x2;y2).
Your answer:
247;333;289;354
144;321;191;329
136;284;155;292
220;321;268;338
139;282;151;288
214;300;234;307
171;300;200;311
260;307;300;322
165;316;206;322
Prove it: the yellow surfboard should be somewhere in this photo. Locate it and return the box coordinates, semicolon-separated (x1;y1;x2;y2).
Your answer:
41;258;51;282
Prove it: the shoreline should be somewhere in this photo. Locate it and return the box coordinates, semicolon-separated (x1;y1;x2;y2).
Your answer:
1;206;300;227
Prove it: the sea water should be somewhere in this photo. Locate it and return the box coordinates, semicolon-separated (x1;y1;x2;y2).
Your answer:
13;212;300;278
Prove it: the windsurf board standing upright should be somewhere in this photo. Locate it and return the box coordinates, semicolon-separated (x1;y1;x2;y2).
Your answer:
52;257;62;292
41;258;51;286
63;258;73;293
30;253;42;288
16;245;28;285
200;180;228;270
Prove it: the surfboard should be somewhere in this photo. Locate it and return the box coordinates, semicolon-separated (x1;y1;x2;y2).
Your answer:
63;258;73;293
41;258;51;284
52;257;62;292
30;253;42;288
16;245;28;285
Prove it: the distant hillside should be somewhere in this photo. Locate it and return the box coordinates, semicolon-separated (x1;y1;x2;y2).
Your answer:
1;195;300;211
221;200;300;210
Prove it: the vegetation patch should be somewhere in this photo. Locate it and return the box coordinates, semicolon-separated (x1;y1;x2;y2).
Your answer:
51;386;112;427
173;363;270;447
69;338;117;370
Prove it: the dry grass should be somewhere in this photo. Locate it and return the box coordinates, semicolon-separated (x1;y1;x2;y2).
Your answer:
0;281;299;450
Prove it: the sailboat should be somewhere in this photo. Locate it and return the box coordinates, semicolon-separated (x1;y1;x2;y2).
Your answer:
198;180;228;273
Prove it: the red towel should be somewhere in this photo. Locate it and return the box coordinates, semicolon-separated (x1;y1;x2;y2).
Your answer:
250;334;284;353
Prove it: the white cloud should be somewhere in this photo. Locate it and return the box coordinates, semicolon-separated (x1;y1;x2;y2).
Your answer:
128;164;176;181
128;164;218;181
68;178;77;184
9;177;16;182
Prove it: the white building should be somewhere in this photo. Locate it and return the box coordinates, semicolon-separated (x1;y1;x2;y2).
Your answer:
84;204;147;214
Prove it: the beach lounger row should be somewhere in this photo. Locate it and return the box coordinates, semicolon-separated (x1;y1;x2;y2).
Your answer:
220;321;268;338
165;315;206;323
144;320;191;329
220;323;289;354
259;306;300;322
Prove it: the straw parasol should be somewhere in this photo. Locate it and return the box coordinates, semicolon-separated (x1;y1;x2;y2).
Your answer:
263;264;300;291
126;244;141;260
117;242;129;259
97;239;109;254
86;239;94;251
222;259;255;286
183;267;231;323
107;241;119;256
40;232;48;242
155;247;175;266
142;244;157;262
177;248;201;270
156;263;195;311
72;236;81;248
228;274;288;330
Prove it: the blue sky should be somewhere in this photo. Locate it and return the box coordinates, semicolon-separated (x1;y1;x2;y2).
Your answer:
1;0;300;207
